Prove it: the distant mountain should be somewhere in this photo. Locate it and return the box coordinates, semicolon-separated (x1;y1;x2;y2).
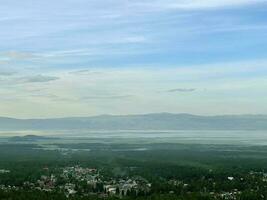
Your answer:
0;113;267;131
8;135;56;142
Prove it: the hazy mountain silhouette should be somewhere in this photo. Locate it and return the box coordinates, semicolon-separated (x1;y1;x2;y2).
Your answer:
1;113;267;131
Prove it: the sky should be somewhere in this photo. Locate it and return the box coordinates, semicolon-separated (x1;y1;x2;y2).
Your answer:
1;0;267;118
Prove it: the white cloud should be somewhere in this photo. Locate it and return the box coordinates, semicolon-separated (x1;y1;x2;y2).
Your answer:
19;75;60;83
167;88;196;93
1;58;267;118
167;0;267;9
128;0;267;12
0;69;16;76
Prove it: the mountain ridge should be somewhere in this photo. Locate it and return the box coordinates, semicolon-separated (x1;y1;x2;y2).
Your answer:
2;112;267;120
0;113;267;131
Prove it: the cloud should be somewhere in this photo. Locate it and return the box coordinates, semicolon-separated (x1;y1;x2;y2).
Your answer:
0;1;266;118
1;51;37;61
131;0;267;11
19;75;60;83
82;95;134;100
167;88;196;93
0;70;16;76
0;0;265;67
30;93;74;102
0;59;267;118
69;69;104;76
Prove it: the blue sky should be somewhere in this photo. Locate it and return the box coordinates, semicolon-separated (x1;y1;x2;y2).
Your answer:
0;0;267;118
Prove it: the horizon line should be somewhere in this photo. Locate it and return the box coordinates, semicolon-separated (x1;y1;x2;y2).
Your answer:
1;112;267;120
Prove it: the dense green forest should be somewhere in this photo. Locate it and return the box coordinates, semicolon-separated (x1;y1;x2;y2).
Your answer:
0;142;267;199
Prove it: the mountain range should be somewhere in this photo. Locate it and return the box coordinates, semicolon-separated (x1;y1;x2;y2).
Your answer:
0;113;267;131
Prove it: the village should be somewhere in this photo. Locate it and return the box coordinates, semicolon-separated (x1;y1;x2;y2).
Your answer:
15;166;152;198
1;166;267;199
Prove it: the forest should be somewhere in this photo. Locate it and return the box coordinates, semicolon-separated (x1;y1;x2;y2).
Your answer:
0;142;267;199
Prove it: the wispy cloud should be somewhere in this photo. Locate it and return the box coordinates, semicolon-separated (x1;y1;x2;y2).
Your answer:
162;0;267;10
19;75;60;83
0;51;40;64
82;95;134;100
167;88;196;93
0;69;16;76
0;1;267;118
125;0;267;13
69;69;104;76
30;93;74;102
